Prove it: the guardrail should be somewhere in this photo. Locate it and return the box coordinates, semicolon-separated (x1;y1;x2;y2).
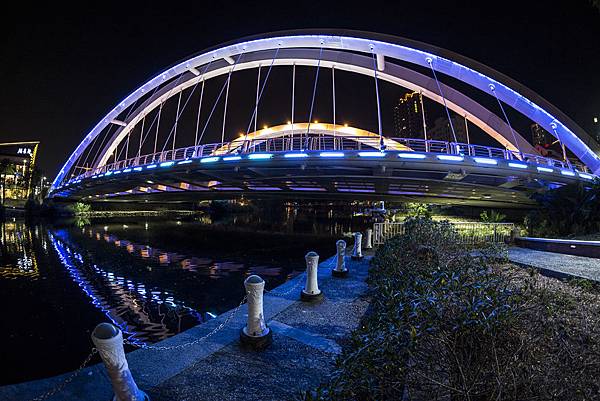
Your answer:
373;221;516;245
65;134;589;185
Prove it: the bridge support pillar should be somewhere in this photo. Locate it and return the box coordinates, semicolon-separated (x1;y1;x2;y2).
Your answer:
332;240;348;278
351;232;363;260
91;323;149;401
364;229;373;250
240;275;272;349
301;251;323;301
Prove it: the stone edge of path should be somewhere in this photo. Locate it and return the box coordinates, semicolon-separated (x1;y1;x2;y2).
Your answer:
508;247;600;283
0;252;371;400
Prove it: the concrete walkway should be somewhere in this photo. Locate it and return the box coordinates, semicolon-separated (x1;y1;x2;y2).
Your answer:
0;253;371;401
509;247;600;281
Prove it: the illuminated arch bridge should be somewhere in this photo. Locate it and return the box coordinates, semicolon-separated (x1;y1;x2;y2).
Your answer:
49;30;600;208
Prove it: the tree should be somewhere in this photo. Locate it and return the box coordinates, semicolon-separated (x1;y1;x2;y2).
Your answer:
480;209;506;223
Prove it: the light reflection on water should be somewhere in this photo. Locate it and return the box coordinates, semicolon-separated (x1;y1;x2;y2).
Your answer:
0;211;366;385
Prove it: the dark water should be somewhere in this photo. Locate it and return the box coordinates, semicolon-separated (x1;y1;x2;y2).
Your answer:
0;208;368;385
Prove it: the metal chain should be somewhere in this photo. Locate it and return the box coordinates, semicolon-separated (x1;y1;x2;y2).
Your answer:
266;271;307;297
30;348;98;401
266;257;337;297
125;295;247;351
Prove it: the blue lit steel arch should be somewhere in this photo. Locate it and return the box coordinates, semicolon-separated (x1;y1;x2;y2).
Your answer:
51;30;600;191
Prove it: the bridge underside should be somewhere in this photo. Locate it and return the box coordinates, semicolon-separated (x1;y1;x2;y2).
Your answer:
51;153;587;208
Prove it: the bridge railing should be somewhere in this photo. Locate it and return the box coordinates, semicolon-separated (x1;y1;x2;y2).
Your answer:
70;134;589;183
373;221;516;246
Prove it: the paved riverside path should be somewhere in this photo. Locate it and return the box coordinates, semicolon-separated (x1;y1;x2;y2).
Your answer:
509;247;600;282
0;253;371;401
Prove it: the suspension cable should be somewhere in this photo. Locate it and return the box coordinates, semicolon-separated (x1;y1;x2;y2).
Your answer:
254;65;261;135
244;48;281;140
133;66;196;157
154;103;163;155
194;78;205;152
304;47;323;150
419;90;428;141
332;65;336;136
172;90;183;153
489;83;522;157
136;114;145;158
426;57;458;143
196;52;244;147
221;68;232;146
291;63;295;145
550;122;568;163
124;132;130;160
370;49;384;150
153;59;214;152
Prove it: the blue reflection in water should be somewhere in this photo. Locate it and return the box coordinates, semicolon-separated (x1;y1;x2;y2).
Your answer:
49;230;205;346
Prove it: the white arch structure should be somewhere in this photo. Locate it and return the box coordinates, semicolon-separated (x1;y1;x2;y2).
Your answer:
51;30;600;191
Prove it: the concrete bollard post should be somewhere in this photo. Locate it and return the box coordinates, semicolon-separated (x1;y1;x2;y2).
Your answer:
301;251;324;301
91;323;149;401
364;228;373;249
332;240;349;278
351;232;363;260
240;275;272;349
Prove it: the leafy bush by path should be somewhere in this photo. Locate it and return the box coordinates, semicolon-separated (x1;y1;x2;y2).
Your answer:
526;179;600;237
302;217;600;400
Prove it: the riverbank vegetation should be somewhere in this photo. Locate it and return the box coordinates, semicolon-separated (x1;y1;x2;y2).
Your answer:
526;180;600;239
303;218;600;400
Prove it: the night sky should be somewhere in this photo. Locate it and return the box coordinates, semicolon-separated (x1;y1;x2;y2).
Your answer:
1;2;599;178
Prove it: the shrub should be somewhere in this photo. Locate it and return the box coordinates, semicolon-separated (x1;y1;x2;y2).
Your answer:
480;209;506;223
302;217;600;400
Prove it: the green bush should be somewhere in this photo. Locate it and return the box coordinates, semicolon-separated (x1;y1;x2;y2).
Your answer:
72;202;91;215
527;179;600;237
302;217;600;400
480;209;506;223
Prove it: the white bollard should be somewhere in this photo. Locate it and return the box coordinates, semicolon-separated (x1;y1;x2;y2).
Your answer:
364;228;373;249
351;232;363;260
91;323;148;401
240;275;272;349
332;240;348;278
301;251;323;301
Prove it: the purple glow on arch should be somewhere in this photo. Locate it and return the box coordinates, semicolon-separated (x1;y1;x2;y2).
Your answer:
51;32;600;193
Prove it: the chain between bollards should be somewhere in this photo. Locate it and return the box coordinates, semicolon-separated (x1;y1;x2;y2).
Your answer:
124;295;248;351
30;348;98;401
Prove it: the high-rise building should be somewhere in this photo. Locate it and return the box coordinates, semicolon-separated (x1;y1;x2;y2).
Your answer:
393;91;426;138
427;116;469;143
530;123;549;147
594;117;599;142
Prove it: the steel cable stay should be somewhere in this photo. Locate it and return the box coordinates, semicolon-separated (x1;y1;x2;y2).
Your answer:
117;69;190;164
304;46;323;151
160;60;220;155
370;48;384;151
426;57;458;145
242;47;281;147
489;83;523;158
221;67;233;147
121;60;210;161
107;82;165;168
254;65;261;137
195;52;245;148
193;78;206;154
